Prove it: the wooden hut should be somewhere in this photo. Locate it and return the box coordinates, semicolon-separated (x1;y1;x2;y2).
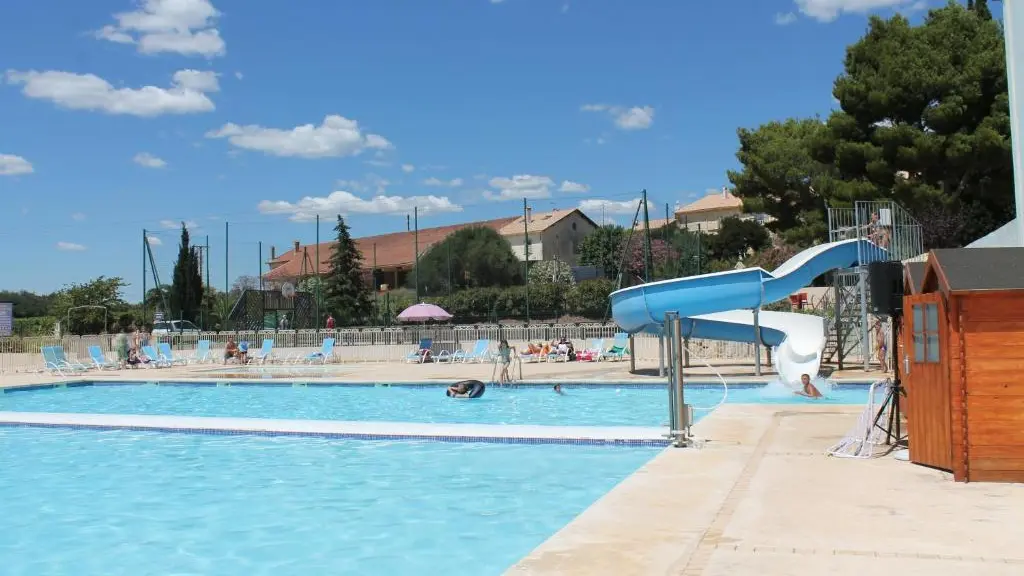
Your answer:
901;248;1024;482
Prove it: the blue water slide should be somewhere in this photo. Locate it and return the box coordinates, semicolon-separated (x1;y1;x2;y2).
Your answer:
611;238;888;333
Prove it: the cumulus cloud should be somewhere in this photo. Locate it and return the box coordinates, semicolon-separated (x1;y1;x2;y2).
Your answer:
4;69;218;116
794;0;921;22
258;190;462;222
96;0;226;57
134;152;167;168
559;180;590;193
205;115;392;159
485;175;554;201
0;154;33;176
56;241;86;251
146;235;163;246
578;198;652;216
581;103;655;130
401;164;415;173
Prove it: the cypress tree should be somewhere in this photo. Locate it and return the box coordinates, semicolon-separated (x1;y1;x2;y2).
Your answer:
323;215;372;326
169;223;204;324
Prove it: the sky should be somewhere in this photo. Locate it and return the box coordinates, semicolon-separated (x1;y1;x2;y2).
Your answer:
0;0;937;301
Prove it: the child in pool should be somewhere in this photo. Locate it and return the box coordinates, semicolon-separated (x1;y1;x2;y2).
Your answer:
794;374;822;398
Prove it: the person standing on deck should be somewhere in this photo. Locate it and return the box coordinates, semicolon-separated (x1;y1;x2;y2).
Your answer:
325;314;335;330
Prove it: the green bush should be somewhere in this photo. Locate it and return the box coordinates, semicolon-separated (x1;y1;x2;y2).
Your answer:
420;279;616;323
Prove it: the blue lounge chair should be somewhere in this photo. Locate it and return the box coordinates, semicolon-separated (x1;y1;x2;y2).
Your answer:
157;342;189;366
455;339;491;363
188;340;213;364
142;345;170;367
87;345;119;370
405;338;433;363
52;346;89;371
299;338;335;364
599;332;630;361
40;346;68;375
253;339;274;364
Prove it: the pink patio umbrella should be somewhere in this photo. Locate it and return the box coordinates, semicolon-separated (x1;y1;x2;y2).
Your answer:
397;302;453;323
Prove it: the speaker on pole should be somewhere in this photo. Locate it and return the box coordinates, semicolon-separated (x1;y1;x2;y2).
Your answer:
868;261;905;316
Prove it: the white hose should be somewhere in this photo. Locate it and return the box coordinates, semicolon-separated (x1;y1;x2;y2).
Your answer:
680;342;729;411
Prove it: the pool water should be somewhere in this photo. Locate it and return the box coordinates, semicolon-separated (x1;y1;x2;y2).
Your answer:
0;383;870;427
0;427;660;576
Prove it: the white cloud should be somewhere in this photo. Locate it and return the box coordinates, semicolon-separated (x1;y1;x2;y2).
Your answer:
160;219;198;230
258;191;462;222
56;241;86;252
96;0;225;57
0;154;33;176
559;180;589;193
794;0;918;22
205;115;392;159
234;71;243;80
423;177;463;187
485;175;554;201
580;103;655;130
5;69;218;116
146;235;163;246
401;164;415;173
775;12;798;25
134;152;167;168
71;213;86;221
578;198;651;216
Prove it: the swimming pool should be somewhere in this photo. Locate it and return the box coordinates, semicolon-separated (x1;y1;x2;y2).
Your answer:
0;427;660;575
0;382;871;427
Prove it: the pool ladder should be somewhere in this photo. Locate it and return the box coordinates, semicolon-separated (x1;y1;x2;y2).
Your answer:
489;354;523;387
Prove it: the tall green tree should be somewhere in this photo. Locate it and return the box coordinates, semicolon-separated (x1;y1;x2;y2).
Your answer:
811;3;1012;245
324;215;372;326
707;217;771;261
412;227;523;294
727;118;833;247
169;223;204;323
576;225;626;279
51;276;128;334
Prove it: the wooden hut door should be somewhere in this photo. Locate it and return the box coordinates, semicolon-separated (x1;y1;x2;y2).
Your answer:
903;294;952;471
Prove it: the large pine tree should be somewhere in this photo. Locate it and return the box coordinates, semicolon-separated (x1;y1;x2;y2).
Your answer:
169;223;204;324
324;215;372;326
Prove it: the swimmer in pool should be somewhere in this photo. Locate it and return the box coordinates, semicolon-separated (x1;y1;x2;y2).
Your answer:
448;382;470;398
794;374;822;398
553;384;564;395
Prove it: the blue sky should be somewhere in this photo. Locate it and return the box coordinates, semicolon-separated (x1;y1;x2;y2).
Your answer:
0;0;935;301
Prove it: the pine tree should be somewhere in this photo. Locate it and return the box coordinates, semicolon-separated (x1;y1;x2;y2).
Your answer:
324;215;372;326
169;223;204;324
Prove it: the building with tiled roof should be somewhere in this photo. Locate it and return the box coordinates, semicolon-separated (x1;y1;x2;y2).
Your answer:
499;208;598;264
674;187;745;232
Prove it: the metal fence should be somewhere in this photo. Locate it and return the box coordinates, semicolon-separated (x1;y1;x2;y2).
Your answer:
0;323;762;374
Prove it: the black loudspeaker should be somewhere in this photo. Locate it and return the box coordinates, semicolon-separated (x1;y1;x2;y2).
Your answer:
868;261;904;316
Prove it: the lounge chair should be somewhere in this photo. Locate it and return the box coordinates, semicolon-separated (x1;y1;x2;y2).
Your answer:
142;345;170;367
576;339;604;362
405;338;434;363
518;344;542;363
157;342;189;366
87;345;119;370
599;332;630;361
188;340;214;364
297;338;335;364
253;339;275;364
52;346;89;371
455;339;491;363
40;346;72;375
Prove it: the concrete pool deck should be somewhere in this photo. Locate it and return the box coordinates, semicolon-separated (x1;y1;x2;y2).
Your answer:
509;404;1024;576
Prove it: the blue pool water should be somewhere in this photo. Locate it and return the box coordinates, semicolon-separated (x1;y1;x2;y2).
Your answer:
0;427;660;576
0;383;869;427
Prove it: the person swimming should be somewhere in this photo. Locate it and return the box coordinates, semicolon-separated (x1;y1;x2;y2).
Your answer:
794;373;822;398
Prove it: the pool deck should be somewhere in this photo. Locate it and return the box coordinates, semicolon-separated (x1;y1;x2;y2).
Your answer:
508;403;1024;576
0;411;667;445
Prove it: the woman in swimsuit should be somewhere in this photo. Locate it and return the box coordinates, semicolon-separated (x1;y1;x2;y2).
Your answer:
794;374;823;398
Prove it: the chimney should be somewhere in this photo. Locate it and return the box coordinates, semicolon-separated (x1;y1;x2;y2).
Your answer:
526;206;532;224
722;186;729;198
270;246;276;260
293;240;300;253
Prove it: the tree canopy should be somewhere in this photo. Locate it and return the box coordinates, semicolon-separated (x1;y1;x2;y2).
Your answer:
412;226;523;294
169;223;204;323
729;2;1012;248
51;276;128;334
576;225;626;279
324;215;373;326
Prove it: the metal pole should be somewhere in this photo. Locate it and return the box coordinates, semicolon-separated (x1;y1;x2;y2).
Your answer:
316;214;321;328
753;307;762;376
642;189;652;282
447;240;452;309
224;221;229;325
665;312;678;438
523;198;530;323
258;241;263;291
142;229;147;325
205;235;210;329
856;208;870;371
372;243;378;326
628;334;636;373
658;330;665;377
672;313;690;446
414;206;420;302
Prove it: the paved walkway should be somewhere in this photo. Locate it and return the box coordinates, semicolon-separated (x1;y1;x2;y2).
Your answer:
508;404;1024;575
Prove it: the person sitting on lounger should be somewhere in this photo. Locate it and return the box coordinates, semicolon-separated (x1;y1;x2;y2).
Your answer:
238;341;249;364
794;374;822;398
224;337;239;364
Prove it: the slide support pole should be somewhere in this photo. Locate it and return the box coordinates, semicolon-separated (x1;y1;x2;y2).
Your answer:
658;330;665;377
753;307;762;376
671;313;691;447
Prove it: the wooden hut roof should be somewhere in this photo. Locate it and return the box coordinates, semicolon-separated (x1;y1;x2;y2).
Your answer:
904;260;928;295
923;248;1024;294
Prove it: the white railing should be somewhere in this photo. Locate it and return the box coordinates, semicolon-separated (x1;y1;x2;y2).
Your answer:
0;324;763;374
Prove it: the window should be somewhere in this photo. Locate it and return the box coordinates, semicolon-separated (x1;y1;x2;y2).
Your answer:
911;303;941;363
